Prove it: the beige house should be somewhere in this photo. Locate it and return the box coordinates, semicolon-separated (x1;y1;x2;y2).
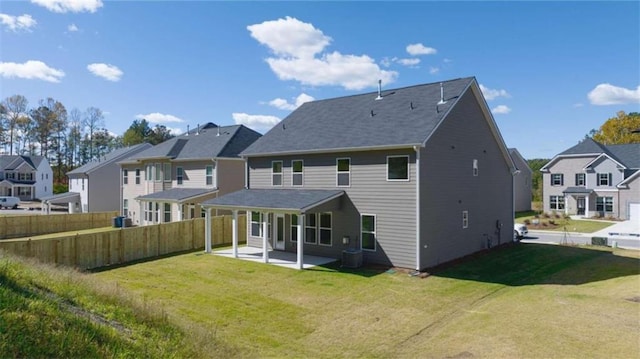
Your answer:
119;123;261;226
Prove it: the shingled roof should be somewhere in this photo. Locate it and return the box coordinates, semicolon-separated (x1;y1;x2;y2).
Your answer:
241;77;476;156
124;123;261;163
67;143;152;175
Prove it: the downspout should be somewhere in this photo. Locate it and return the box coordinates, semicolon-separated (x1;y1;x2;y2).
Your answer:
414;145;421;271
244;157;250;189
512;170;520;242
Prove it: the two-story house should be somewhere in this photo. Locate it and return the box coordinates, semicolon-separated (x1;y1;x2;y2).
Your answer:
41;143;154;214
119;123;261;226
509;148;533;212
540;138;640;220
202;77;516;271
0;155;52;200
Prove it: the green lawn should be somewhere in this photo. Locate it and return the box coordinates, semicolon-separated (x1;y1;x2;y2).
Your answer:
515;212;615;233
90;244;640;358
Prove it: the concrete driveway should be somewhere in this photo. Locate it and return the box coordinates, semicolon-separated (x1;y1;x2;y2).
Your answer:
591;217;640;239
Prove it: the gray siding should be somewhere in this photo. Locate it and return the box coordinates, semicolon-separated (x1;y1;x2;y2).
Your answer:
420;88;513;268
510;150;532;212
619;175;639;220
247;148;417;268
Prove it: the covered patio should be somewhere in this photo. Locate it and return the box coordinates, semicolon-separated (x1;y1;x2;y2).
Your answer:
215;246;336;269
40;192;81;214
135;188;218;224
201;188;344;270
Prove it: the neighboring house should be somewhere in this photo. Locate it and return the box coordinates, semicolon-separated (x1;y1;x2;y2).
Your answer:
509;148;533;212
540;138;640;220
203;77;516;270
119;123;261;226
0;155;52;200
42;143;154;214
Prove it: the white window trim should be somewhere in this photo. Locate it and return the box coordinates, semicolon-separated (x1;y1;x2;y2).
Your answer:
135;168;141;185
163;203;172;223
250;211;262;237
272;161;283;187
550;195;565;210
336;157;351;187
319;212;332;247
123;169;129;184
176;167;184;185
291;159;304;187
473;159;479;177
551;173;563;186
575;173;585;186
597;173;611;186
360;214;377;252
304;213;317;244
462;210;469;229
386;155;410;182
163;163;172;183
205;165;214;186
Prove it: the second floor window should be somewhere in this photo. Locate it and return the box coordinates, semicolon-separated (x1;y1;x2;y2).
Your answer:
206;165;213;186
135;169;141;184
272;161;283;186
146;165;152;181
597;173;611;186
123;199;128;216
176;167;184;185
551;173;563;186
337;158;350;187
575;173;585;186
154;163;162;182
123;169;128;184
163;163;171;182
388;155;409;181
292;160;303;186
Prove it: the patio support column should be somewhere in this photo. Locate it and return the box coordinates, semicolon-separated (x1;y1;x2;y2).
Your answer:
177;204;183;221
262;212;269;263
585;196;590;218
564;195;568;215
232;210;238;258
297;213;304;270
205;207;212;253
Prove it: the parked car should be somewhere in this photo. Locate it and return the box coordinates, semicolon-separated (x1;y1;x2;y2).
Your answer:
514;223;528;240
0;196;20;209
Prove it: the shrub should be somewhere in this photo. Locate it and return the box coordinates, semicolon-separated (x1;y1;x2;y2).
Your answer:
549;220;555;225
543;212;551;219
524;219;531;225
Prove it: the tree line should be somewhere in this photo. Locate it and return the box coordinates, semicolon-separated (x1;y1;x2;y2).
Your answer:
0;94;175;184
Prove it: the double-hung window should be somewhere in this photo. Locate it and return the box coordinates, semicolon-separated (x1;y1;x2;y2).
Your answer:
387;155;409;181
550;195;565;210
596;196;613;212
176;167;184;185
305;213;317;244
597;173;611;186
123;169;128;184
272;161;283;186
290;215;298;242
361;214;376;251
163;163;171;182
122;199;128;216
135;169;141;184
154;163;162;182
206;165;213;186
575;173;585;186
164;203;171;222
292;160;303;186
551;173;563;186
250;211;262;237
337;158;350;186
319;213;332;246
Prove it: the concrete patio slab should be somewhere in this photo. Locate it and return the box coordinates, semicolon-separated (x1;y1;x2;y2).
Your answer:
214;246;337;270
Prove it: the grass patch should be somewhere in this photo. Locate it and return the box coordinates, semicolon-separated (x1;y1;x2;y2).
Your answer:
517;214;614;233
92;244;640;358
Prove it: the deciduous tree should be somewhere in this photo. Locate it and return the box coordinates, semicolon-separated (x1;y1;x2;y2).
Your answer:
591;111;640;145
1;95;29;155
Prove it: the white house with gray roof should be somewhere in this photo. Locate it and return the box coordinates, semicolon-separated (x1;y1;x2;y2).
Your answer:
202;77;517;271
0;155;52;200
119;123;261;226
41;143;153;214
541;138;640;220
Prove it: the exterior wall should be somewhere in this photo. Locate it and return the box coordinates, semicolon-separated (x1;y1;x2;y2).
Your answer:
217;159;245;196
35;160;53;199
420;88;514;269
68;175;88;212
510;151;532;212
86;162;123;212
542;156;595;214
247;148;417;268
121;163;148;225
618;175;639;220
172;160;216;189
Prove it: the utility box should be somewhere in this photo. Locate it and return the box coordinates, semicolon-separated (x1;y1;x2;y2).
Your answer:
342;249;363;269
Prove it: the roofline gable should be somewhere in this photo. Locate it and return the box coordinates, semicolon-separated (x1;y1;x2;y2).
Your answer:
582;153;627;171
617;170;640;188
540;153;601;172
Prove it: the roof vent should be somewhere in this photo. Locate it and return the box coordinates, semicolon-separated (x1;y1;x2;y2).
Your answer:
217;126;220;137
186;125;189;136
375;79;383;100
438;82;447;105
196;123;200;135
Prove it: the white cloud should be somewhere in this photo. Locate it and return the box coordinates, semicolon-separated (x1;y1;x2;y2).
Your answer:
429;66;440;74
0;60;64;82
480;84;511;101
269;93;315;111
67;23;78;32
164;126;183;136
406;43;437;56
135;113;185;124
492;105;511;114
396;58;420;67
248;17;397;91
587;83;640;105
31;0;103;13
0;13;37;32
232;113;280;132
87;63;122;81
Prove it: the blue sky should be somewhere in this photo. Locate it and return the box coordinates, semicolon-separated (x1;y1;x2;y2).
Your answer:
1;0;639;159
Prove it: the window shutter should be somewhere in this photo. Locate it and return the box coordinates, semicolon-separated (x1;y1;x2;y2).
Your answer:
560;174;564;186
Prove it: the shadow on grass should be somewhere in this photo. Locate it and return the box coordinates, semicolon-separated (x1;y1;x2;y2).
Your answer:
88;249;202;273
433;243;640;286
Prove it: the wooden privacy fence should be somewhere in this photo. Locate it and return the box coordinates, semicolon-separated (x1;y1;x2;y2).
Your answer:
0;215;246;270
0;212;118;239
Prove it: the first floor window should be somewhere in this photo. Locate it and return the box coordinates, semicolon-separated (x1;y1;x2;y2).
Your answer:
596;196;613;212
319;212;332;246
272;161;283;186
361;214;376;251
550;195;565;210
18;187;31;196
290;214;298;242
462;211;469;228
305;213;317;244
164;203;171;222
145;202;153;222
82;178;85;190
123;199;128;216
251;211;262;237
387;155;409;181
